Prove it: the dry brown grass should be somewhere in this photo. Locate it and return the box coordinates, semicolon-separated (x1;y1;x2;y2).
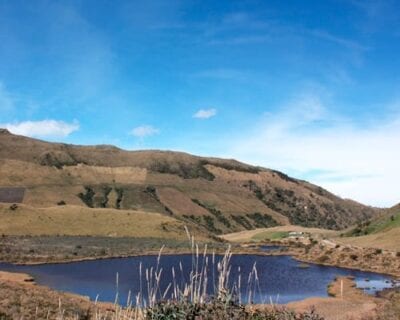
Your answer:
335;227;400;251
0;203;196;240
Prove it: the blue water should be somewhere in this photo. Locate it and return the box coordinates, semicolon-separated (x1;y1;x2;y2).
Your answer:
0;255;396;305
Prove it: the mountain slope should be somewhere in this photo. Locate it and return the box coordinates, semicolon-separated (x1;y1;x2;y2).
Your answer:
339;203;400;250
0;129;379;233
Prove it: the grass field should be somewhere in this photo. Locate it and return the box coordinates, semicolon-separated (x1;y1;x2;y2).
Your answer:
0;203;205;240
251;231;289;241
221;225;337;242
336;227;400;251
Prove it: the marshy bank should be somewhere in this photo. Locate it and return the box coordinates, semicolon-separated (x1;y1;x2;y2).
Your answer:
0;235;227;265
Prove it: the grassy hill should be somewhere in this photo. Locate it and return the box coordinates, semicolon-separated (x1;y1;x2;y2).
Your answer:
345;203;400;237
338;203;400;250
0;129;379;235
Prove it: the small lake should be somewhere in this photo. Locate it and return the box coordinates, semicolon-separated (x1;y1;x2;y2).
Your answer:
0;255;396;305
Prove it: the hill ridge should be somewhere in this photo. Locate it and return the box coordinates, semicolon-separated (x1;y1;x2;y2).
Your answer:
0;130;379;233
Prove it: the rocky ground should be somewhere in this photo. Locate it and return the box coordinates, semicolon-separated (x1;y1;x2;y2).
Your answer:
283;239;400;278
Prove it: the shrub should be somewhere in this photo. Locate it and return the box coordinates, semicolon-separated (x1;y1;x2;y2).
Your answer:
146;298;323;320
78;186;95;208
350;254;358;261
246;212;279;228
231;215;253;230
115;187;124;209
317;255;329;263
149;160;215;180
57;200;66;206
203;216;222;234
192;199;231;228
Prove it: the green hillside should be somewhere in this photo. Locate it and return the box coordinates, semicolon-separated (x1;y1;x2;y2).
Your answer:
346;204;400;236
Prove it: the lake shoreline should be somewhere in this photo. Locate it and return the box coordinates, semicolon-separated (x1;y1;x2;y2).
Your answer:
0;258;395;320
1;245;399;279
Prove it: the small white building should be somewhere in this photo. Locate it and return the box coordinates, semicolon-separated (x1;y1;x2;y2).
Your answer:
288;231;303;237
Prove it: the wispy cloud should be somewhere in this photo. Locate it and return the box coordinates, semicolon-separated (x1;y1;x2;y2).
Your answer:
225;95;400;207
130;125;159;138
308;29;368;51
1;120;79;138
193;108;217;119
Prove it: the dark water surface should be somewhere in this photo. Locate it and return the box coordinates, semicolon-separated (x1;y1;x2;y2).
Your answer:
0;255;395;305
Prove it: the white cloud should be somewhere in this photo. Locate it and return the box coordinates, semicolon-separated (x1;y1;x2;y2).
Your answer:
193;108;217;119
225;95;400;207
130;125;159;138
2;120;79;138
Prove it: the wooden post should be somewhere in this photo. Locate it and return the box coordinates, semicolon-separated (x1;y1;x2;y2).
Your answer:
340;279;343;299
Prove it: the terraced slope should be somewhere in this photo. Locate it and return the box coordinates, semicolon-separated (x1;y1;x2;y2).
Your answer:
0;129;379;234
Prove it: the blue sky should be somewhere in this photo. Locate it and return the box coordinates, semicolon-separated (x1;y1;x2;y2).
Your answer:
1;0;400;207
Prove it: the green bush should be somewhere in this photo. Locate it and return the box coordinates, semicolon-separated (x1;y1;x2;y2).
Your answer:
78;186;95;208
231;215;253;230
246;212;279;228
192;199;231;228
203;216;222;234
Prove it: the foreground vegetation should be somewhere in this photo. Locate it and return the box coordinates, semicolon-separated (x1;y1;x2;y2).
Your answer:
0;278;325;320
